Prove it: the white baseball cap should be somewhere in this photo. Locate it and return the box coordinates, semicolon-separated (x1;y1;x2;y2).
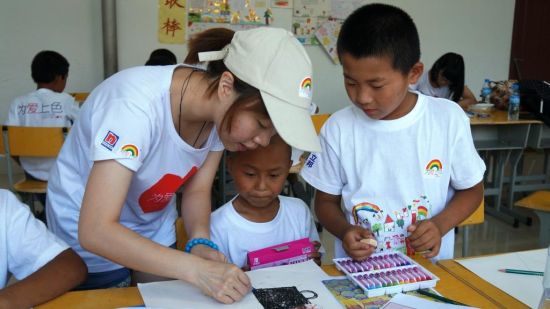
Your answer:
198;27;321;152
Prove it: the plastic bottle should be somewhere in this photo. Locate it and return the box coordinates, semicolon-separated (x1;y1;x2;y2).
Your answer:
480;79;492;103
508;83;520;121
539;245;550;309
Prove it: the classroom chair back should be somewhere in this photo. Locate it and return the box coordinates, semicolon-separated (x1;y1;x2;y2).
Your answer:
2;126;69;213
458;198;484;257
311;114;331;135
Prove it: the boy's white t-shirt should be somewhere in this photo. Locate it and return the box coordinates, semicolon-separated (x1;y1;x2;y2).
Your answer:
46;65;224;273
0;189;69;288
210;195;322;268
410;71;452;100
300;93;485;261
5;88;80;180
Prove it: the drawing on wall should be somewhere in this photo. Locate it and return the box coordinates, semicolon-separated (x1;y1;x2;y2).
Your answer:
315;19;341;63
293;0;329;17
271;0;293;8
188;0;268;25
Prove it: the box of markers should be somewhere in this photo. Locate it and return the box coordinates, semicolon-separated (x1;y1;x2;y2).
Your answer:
333;251;439;297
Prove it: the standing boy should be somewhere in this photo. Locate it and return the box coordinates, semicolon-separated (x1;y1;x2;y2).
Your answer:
211;135;322;269
301;4;485;261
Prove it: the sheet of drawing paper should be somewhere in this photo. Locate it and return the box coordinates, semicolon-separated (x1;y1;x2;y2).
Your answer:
138;260;341;308
293;0;329;17
457;249;545;308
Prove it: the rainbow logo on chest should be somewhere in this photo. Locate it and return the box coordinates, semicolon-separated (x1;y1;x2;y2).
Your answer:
352;202;382;224
424;159;442;177
120;144;139;158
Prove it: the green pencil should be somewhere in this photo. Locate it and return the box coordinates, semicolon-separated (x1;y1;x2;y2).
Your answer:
498;268;544;276
416;289;468;306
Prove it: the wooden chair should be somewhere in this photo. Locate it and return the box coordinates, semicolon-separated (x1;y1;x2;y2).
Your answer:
175;217;188;251
515;191;550;247
70;92;89;105
2;126;69;214
311;113;331;134
458;199;485;257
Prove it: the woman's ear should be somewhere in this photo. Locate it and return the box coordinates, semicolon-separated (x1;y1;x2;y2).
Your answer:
408;61;424;85
218;71;237;101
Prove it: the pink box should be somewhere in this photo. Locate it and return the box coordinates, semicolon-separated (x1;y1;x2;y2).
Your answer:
247;238;314;270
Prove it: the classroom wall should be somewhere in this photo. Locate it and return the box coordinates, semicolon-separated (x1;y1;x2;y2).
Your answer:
0;0;515;174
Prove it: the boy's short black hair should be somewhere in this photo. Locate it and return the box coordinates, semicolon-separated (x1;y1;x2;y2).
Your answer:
337;3;420;74
145;48;177;66
31;50;69;84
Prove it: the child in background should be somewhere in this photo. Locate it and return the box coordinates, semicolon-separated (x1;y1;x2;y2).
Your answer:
211;134;322;269
145;48;177;66
301;4;485;262
0;189;86;308
5;50;80;183
410;52;477;109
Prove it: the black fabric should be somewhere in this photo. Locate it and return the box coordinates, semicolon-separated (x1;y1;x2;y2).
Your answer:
252;286;311;309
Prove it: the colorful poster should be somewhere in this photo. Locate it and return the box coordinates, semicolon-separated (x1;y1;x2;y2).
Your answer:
271;0;293;8
188;0;268;25
291;16;328;45
315;20;341;63
158;0;187;44
293;0;329;17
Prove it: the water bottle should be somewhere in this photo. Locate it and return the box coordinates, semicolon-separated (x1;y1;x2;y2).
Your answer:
538;245;550;309
508;83;520;121
480;79;492;103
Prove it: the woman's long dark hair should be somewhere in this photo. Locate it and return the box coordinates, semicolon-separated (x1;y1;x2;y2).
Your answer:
429;52;465;102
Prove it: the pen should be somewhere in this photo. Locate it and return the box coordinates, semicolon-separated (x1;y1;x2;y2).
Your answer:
416;289;468;306
498;268;544;276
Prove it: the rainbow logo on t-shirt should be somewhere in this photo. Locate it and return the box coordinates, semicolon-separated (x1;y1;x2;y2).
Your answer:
417;205;428;219
121;144;139;158
299;77;312;99
352;202;381;224
424;159;442;177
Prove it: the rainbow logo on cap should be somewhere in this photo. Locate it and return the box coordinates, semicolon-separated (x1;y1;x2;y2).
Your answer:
424;159;442;177
299;77;312;99
121;144;139;158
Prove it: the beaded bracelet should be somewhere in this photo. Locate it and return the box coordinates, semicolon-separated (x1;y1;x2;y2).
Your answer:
184;238;219;253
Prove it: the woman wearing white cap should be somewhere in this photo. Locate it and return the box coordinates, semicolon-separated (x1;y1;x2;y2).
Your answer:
45;27;320;303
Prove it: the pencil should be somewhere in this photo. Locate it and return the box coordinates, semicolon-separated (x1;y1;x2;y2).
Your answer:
416;289;468;306
498;268;544;276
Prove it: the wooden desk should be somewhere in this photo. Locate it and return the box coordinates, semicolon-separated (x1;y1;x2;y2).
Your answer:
515;191;550;247
38;257;505;308
470;109;541;226
438;259;529;308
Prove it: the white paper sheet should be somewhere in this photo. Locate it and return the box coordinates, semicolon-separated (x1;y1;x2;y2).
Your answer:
138;260;341;309
457;249;546;308
381;293;477;309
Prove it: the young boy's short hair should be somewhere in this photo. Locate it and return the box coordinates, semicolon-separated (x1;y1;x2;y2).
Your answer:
31;50;69;84
336;3;420;74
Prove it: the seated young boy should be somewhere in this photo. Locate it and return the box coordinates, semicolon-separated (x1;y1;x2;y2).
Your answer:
0;189;87;308
5;50;80;183
210;135;322;269
300;4;485;262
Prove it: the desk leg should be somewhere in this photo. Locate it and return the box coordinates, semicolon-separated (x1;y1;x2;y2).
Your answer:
535;210;550;247
462;225;470;257
504;149;532;225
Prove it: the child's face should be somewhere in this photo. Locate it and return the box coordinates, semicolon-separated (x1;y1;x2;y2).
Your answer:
228;136;291;209
219;109;276;152
341;53;422;120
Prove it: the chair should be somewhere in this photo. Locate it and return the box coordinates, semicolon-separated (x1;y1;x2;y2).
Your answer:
175;217;188;251
515;191;550;247
70;92;89;105
311;113;331;134
2;126;69;214
458;199;484;257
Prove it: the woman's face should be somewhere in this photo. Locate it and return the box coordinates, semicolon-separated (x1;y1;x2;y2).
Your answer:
435;71;450;88
219;109;276;152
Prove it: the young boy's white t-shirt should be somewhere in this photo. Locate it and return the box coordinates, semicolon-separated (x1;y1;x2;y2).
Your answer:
0;189;69;288
210;195;322;268
410;71;452;100
5;88;80;180
46;65;224;273
300;93;485;261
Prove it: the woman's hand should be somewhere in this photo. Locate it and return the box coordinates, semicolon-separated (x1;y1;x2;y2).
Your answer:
191;244;228;263
194;259;251;304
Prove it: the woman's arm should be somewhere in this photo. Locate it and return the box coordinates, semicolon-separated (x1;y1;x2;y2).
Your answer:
180;151;227;262
78;160;204;282
458;85;477;109
0;249;87;309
